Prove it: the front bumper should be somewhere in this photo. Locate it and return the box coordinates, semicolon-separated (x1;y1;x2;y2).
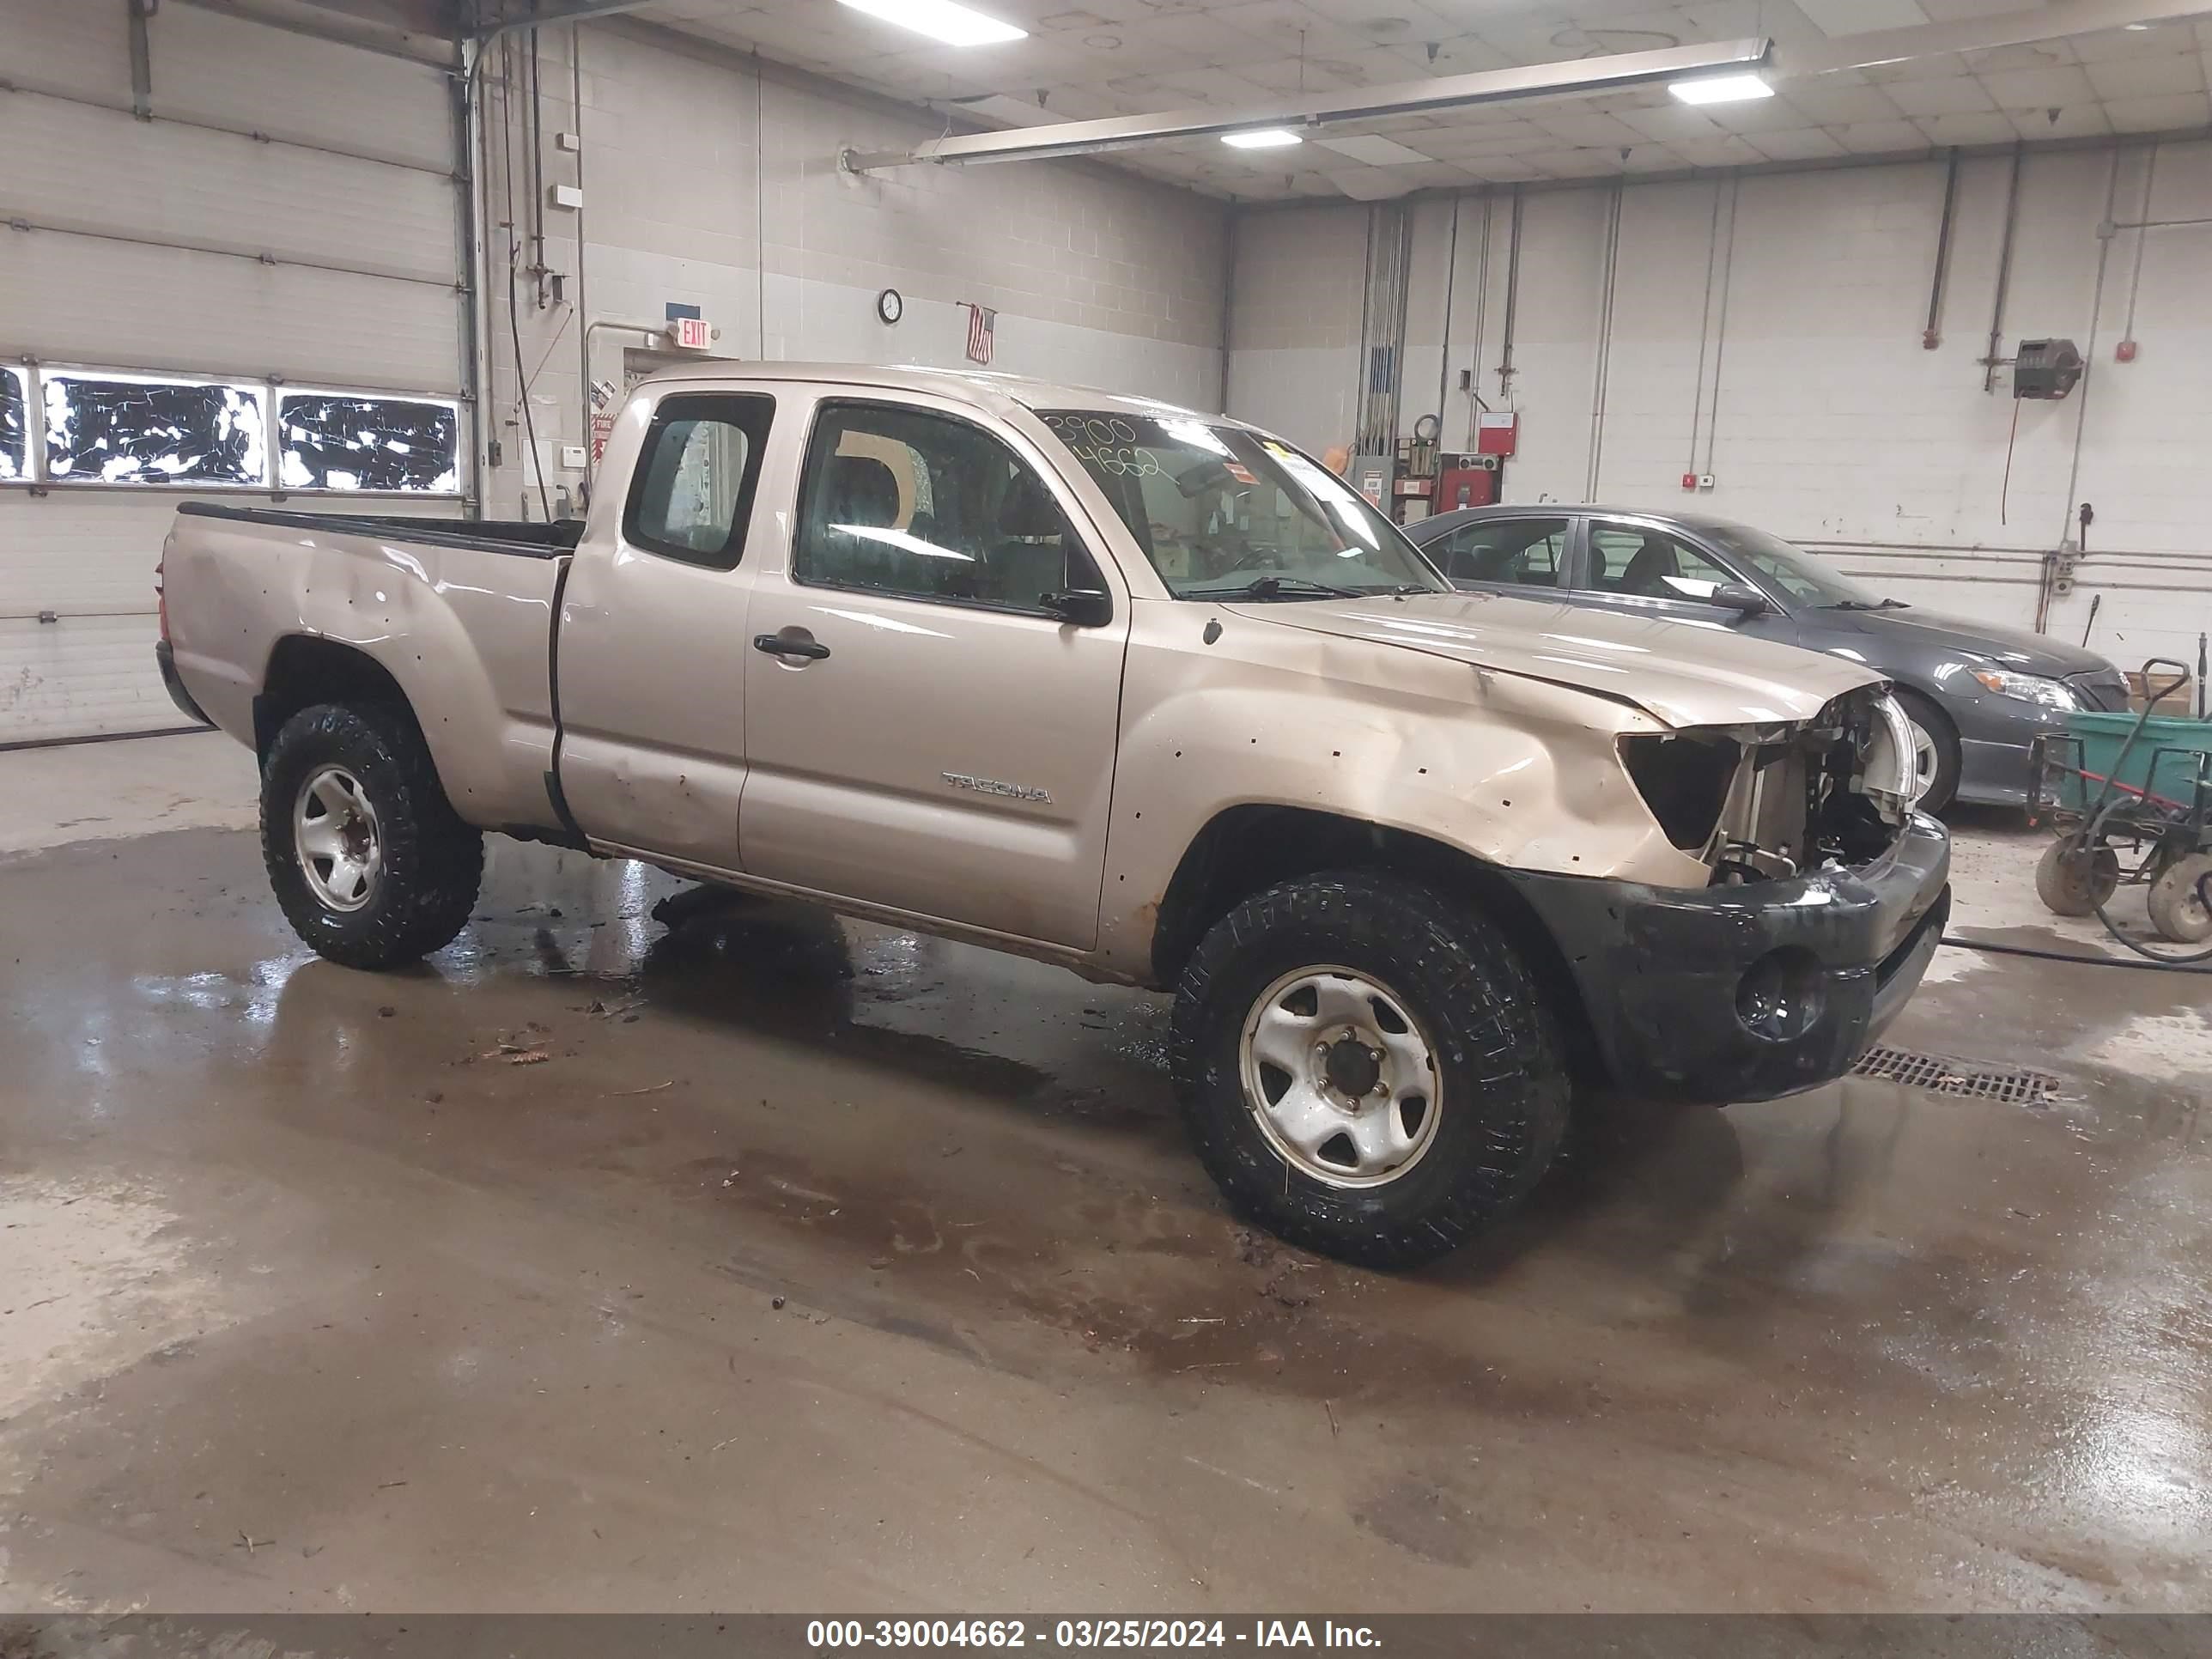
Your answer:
1508;812;1951;1103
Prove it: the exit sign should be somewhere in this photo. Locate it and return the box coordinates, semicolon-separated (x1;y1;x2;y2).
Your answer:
670;316;713;350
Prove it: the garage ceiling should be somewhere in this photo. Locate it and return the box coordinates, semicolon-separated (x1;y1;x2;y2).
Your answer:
635;0;2212;198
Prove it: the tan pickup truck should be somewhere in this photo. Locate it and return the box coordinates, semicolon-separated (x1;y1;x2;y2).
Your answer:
158;363;1948;1266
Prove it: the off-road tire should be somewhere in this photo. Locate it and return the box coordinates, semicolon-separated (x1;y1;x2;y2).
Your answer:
1170;871;1570;1270
2034;838;2118;919
261;702;483;969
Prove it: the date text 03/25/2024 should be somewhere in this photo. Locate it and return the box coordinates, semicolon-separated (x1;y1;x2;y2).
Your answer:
805;1621;1382;1650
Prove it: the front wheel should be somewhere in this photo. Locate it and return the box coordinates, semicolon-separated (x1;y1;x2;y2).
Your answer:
1894;689;1960;813
1170;872;1569;1270
261;702;484;969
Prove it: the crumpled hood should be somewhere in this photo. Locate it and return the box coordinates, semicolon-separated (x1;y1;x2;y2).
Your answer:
1231;590;1882;730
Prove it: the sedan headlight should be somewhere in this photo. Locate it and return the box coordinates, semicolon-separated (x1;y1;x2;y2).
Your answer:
1970;667;2078;710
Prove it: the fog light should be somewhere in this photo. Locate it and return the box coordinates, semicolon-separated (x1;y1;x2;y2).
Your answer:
1735;948;1826;1042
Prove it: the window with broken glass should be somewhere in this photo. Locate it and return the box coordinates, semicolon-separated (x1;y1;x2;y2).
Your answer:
2;367;465;495
44;374;268;487
1;367;27;482
277;392;460;494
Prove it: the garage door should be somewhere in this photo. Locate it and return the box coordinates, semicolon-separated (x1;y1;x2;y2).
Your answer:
0;0;469;743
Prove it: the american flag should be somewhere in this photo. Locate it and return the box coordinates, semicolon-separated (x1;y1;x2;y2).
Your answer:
963;301;996;366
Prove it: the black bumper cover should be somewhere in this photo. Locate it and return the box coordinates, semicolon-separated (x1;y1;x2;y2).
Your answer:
155;641;213;727
1509;813;1951;1103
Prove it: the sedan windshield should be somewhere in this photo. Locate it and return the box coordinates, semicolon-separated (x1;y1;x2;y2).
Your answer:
1037;410;1447;599
1703;522;1887;609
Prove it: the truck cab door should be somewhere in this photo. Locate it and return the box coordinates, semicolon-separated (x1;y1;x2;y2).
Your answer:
738;393;1131;951
553;390;778;870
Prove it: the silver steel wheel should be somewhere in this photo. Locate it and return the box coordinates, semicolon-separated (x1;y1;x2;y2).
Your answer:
293;764;382;913
1237;964;1442;1189
1905;714;1940;805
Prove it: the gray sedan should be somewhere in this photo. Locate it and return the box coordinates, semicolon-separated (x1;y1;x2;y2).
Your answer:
1404;505;2128;810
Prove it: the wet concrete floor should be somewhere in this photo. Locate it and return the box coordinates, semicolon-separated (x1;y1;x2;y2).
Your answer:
0;821;2206;1612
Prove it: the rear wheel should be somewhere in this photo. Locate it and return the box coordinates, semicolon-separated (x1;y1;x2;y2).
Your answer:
1894;688;1960;813
261;702;483;969
1170;871;1569;1270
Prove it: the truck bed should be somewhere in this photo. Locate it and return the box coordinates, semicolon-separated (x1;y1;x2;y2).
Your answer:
164;502;573;833
176;501;583;556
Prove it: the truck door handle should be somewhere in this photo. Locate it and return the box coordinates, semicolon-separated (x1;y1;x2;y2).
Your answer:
753;632;830;661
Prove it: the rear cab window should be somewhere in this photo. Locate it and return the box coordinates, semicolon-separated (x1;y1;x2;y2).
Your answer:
623;392;775;568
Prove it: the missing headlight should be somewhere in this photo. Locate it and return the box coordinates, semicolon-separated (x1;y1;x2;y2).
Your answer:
1620;732;1741;851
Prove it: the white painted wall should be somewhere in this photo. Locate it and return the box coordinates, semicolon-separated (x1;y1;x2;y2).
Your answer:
487;21;1230;520
1226;140;2212;666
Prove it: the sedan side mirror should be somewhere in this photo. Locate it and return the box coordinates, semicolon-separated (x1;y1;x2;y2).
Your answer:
1711;581;1771;617
1039;588;1113;627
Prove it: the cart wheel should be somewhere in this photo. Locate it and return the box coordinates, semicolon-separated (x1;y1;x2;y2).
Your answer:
2146;854;2212;944
2035;840;2118;918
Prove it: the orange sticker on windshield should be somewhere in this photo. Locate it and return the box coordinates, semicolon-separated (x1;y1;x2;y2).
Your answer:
1223;460;1255;483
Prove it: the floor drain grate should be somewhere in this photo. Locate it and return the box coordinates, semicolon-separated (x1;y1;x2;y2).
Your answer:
1852;1045;2063;1104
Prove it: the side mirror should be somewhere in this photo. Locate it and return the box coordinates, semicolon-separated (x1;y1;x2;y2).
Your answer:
1711;581;1771;617
1039;588;1113;627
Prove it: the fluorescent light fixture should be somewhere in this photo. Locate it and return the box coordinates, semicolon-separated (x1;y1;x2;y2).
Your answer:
836;0;1025;47
1668;71;1775;106
1222;128;1303;149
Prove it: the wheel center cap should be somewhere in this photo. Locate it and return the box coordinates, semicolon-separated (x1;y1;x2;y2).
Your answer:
1322;1035;1382;1100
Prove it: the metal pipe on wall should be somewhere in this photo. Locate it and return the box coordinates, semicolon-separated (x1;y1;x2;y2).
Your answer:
1495;185;1522;404
1685;175;1724;477
2040;144;2125;631
1702;174;1741;479
1923;147;1961;348
1462;193;1492;453
1982;142;2026;393
1434;196;1460;442
1585;181;1623;501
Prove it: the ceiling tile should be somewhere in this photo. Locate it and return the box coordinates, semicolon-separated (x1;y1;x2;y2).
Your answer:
1327;167;1415;201
1832;118;1935;155
1912;111;2023;145
2084;57;2207;100
1778;82;1905;125
1613;102;1724;143
1748;126;1848;161
1668;134;1767;167
1519;148;1622;179
1315;131;1434;165
1794;0;1929;33
1881;76;1998;115
1976;64;2098;111
2070;23;2199;64
1529;109;1648;146
2105;91;2212;133
2009;104;2112;142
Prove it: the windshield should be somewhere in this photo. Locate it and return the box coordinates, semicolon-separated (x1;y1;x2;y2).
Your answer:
1703;522;1885;609
1036;410;1447;599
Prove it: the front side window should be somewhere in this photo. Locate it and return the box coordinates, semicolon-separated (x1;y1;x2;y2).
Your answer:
624;392;774;568
1588;524;1736;604
795;403;1092;613
44;372;266;486
1437;517;1568;588
1037;410;1445;599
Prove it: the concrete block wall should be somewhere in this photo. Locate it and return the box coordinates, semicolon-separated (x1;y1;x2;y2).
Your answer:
484;21;1230;520
1226;139;2212;665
